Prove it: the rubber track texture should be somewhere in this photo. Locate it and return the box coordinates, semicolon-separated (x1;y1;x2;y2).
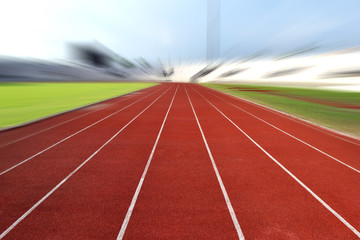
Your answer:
1;83;359;239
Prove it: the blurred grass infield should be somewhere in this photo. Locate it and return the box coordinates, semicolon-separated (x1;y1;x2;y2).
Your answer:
0;82;157;129
203;83;360;138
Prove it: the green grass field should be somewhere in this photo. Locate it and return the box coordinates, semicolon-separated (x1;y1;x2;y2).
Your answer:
0;82;157;128
203;83;360;138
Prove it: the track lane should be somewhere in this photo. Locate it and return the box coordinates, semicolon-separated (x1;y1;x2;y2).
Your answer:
192;85;360;234
117;85;179;239
202;85;360;149
0;85;175;237
193;85;360;218
0;84;166;174
204;89;360;173
0;84;178;240
186;85;359;239
119;85;241;239
1;82;359;239
194;85;360;172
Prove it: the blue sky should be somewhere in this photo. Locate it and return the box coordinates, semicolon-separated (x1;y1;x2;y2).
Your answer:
0;0;359;63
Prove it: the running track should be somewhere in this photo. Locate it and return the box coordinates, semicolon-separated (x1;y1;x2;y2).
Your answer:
1;83;359;239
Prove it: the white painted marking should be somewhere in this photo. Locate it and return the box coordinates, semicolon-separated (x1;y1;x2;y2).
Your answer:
0;85;163;149
116;85;178;240
203;86;360;146
202;88;360;174
193;87;360;238
184;87;245;240
0;86;166;176
0;84;172;239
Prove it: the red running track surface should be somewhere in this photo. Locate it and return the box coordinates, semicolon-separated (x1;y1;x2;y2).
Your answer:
0;83;359;239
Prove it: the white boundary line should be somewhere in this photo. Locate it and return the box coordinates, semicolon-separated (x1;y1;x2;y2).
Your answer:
0;83;173;239
200;88;360;174
0;85;168;176
192;86;360;238
185;86;245;240
202;85;360;146
117;85;179;240
0;84;163;149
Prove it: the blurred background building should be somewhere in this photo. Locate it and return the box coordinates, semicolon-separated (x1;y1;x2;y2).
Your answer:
0;0;359;89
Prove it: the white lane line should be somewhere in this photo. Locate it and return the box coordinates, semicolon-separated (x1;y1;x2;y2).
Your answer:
0;85;163;149
193;86;360;238
185;87;245;240
0;85;167;176
0;84;174;240
201;87;360;174
203;85;360;147
117;85;179;240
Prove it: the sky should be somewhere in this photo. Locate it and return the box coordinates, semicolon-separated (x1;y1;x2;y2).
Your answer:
0;0;359;63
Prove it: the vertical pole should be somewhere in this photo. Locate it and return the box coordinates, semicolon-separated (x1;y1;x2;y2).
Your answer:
207;0;221;63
